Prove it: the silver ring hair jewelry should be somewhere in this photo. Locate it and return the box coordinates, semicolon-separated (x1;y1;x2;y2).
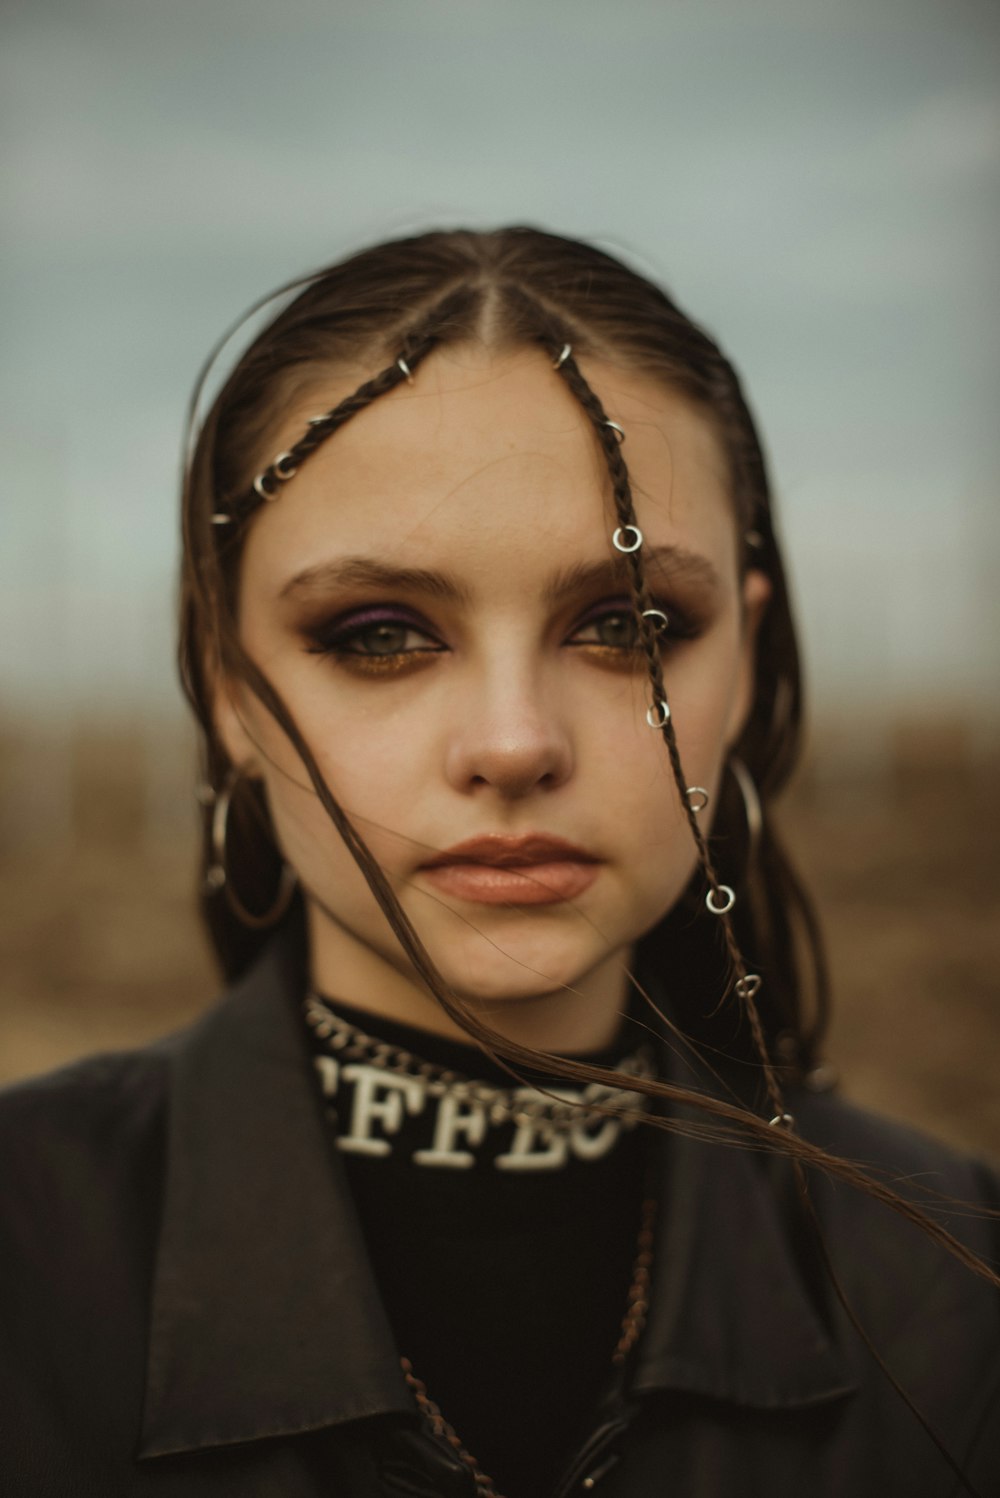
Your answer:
705;884;736;915
604;419;625;441
396;356;414;383
273;452;298;480
613;525;643;553
641;607;669;633
206;768;297;930
734;973;762;1000
253;472;278;502
685;786;710;813
646;700;671;729
553;342;572;368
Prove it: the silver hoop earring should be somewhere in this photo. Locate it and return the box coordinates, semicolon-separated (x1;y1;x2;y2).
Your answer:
205;768;297;930
727;755;762;865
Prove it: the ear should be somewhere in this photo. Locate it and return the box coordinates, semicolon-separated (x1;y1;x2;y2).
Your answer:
725;567;772;748
209;662;265;779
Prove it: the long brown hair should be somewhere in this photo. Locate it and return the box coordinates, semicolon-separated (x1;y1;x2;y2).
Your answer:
180;227;820;1059
178;229;998;1489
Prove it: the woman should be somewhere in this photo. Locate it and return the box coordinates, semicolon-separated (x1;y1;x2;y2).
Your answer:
2;228;998;1497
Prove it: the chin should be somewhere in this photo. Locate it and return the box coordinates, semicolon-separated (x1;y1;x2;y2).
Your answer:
427;926;618;1010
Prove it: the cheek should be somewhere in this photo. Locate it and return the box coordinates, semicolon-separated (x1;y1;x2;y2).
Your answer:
597;637;740;782
258;697;432;877
665;627;747;764
593;641;743;891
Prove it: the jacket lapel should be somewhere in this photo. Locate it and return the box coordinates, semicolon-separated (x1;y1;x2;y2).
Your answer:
140;925;852;1462
634;1111;855;1408
139;922;411;1460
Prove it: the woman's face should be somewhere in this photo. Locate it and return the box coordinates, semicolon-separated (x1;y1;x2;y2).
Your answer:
217;345;768;1043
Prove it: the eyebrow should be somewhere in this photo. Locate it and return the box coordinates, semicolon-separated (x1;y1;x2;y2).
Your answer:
279;544;722;607
547;545;722;601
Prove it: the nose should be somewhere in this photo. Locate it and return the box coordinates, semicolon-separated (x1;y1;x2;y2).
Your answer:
443;667;574;800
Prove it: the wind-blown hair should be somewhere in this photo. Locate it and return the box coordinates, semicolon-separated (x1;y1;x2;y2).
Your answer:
177;233;1000;1488
179;226;822;1078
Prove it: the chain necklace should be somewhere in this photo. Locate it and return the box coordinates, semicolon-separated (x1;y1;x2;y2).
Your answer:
304;991;656;1133
304;992;658;1496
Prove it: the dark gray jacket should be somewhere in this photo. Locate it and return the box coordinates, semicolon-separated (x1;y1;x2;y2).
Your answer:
2;927;999;1497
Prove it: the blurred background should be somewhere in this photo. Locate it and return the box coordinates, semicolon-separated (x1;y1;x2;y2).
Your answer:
2;0;998;1153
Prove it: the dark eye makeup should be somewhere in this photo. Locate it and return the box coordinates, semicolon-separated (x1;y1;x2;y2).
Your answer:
302;594;701;677
304;604;445;675
565;597;690;651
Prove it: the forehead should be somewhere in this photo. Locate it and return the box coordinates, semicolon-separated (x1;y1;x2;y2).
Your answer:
240;345;738;591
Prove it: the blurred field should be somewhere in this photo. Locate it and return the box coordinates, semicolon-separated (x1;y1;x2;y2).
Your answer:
1;716;998;1159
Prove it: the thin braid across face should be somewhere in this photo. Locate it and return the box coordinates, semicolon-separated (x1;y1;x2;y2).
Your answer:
209;286;482;531
213;305;790;1128
539;334;789;1125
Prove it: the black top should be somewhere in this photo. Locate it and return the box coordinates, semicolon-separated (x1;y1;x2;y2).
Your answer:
306;998;650;1496
1;924;999;1496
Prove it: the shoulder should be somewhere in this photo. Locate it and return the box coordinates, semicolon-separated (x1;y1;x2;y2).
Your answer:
0;1043;186;1474
792;1086;1000;1211
785;1088;1000;1362
0;1033;193;1367
0;1040;171;1159
0;1037;182;1260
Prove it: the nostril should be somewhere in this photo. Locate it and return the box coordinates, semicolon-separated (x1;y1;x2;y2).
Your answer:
445;715;574;798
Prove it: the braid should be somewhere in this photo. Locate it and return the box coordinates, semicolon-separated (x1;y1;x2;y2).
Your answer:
502;291;789;1124
181;239;1000;1491
560;349;787;1124
208;266;789;1127
211;285;483;529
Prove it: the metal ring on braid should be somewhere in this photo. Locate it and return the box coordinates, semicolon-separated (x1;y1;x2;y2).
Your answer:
213;286;483;529
513;309;789;1125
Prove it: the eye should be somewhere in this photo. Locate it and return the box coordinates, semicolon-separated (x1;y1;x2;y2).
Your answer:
337;620;436;657
304;606;446;672
568;607;641;650
565;596;699;663
562;596;649;650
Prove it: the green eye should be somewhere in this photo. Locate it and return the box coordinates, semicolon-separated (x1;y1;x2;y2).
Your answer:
304;608;445;669
354;623;416;655
593;612;639;649
569;607;643;650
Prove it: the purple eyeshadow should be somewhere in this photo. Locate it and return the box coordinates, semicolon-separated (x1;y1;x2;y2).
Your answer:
330;605;425;633
574;596;633;627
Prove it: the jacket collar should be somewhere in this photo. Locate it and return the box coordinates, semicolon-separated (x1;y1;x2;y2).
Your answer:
632;1101;854;1409
139;921;411;1458
140;924;852;1458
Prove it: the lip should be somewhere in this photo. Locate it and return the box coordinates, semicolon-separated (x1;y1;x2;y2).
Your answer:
420;834;600;869
418;834;602;906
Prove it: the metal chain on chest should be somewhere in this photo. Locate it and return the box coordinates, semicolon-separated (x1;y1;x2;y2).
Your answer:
304;991;656;1132
304;992;659;1493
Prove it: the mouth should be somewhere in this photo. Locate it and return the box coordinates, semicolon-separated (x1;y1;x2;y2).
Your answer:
418;834;602;906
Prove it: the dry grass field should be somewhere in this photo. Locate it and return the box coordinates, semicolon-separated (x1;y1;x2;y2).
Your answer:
2;719;998;1159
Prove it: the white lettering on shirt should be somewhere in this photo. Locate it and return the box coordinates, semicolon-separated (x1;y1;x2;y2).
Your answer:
412;1091;488;1168
336;1063;425;1157
495;1089;578;1171
312;1053;643;1170
569;1107;627;1161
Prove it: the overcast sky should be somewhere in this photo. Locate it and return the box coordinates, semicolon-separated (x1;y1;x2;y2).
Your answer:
2;0;998;725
